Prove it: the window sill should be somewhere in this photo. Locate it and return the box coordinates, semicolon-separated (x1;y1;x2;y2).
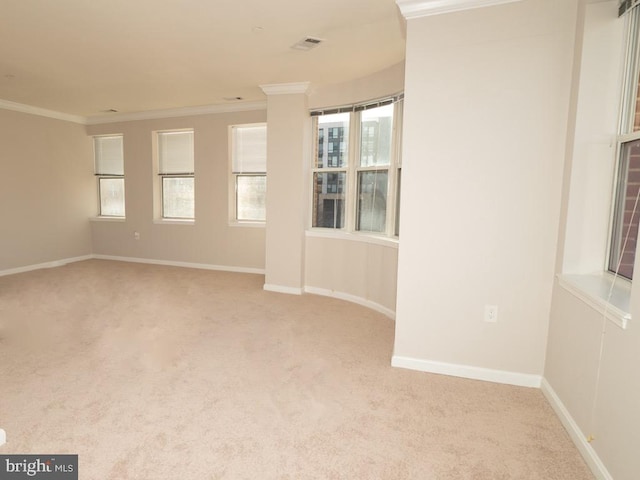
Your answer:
153;219;195;226
305;229;399;249
90;216;126;222
229;221;266;228
557;273;631;330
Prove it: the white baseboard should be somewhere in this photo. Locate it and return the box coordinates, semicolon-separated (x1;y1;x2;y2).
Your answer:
263;283;303;295
540;378;612;480
1;254;265;278
92;254;265;275
0;254;93;277
304;286;396;319
391;355;541;388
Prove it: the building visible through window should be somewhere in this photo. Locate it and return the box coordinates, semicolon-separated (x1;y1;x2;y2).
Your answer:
314;113;349;229
311;97;402;236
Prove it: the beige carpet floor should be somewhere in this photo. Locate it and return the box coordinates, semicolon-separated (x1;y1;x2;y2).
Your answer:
0;259;593;479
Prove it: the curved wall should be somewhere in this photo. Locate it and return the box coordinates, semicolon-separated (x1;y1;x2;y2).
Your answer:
304;233;398;318
308;62;405;109
303;63;405;318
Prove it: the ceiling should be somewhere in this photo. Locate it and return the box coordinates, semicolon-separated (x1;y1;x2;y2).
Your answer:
0;0;406;119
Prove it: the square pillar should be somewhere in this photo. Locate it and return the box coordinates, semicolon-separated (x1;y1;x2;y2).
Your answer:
260;82;311;294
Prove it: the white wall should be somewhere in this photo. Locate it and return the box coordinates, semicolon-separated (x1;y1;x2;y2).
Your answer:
394;0;578;378
304;235;398;316
87;110;267;271
0;109;93;271
546;284;640;479
308;62;405;110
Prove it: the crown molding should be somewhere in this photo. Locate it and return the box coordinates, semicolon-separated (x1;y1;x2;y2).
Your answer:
396;0;521;19
0;98;86;124
260;82;311;96
85;100;268;125
0;98;269;126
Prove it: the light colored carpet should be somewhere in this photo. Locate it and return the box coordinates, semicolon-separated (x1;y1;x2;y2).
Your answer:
0;260;593;479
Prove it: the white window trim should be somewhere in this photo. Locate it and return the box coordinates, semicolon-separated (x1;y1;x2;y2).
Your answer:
305;228;399;249
309;96;403;238
229;221;265;228
557;273;630;330
561;4;633;331
228;122;267;226
153;128;195;223
152;218;195;226
93;134;125;218
90;216;126;223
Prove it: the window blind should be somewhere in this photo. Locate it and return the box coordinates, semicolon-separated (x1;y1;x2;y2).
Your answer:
309;93;404;117
620;0;640;17
158;130;194;174
94;135;123;175
232;125;267;173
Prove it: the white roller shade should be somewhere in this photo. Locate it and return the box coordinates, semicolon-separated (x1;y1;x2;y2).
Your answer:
94;135;123;175
232;124;267;173
158;130;194;174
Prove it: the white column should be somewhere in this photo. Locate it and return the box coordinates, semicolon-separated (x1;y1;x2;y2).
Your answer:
260;82;311;294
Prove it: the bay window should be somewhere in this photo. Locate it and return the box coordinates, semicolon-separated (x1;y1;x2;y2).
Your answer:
311;95;403;237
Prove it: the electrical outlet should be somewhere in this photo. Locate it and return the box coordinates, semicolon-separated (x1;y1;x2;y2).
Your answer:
484;305;498;323
134;231;140;240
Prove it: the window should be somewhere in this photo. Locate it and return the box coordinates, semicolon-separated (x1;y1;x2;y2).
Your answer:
610;140;640;279
230;124;267;223
157;130;194;220
311;96;403;236
610;7;640;279
93;135;125;217
313;113;348;229
357;104;394;233
395;167;402;236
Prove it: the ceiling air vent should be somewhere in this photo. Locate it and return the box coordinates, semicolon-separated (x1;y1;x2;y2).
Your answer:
291;36;324;51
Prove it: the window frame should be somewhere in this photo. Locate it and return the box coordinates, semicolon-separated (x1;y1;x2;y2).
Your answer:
93;134;125;218
154;129;195;222
555;1;632;330
312;111;350;229
228;123;267;226
310;96;403;238
608;7;640;280
160;175;195;220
